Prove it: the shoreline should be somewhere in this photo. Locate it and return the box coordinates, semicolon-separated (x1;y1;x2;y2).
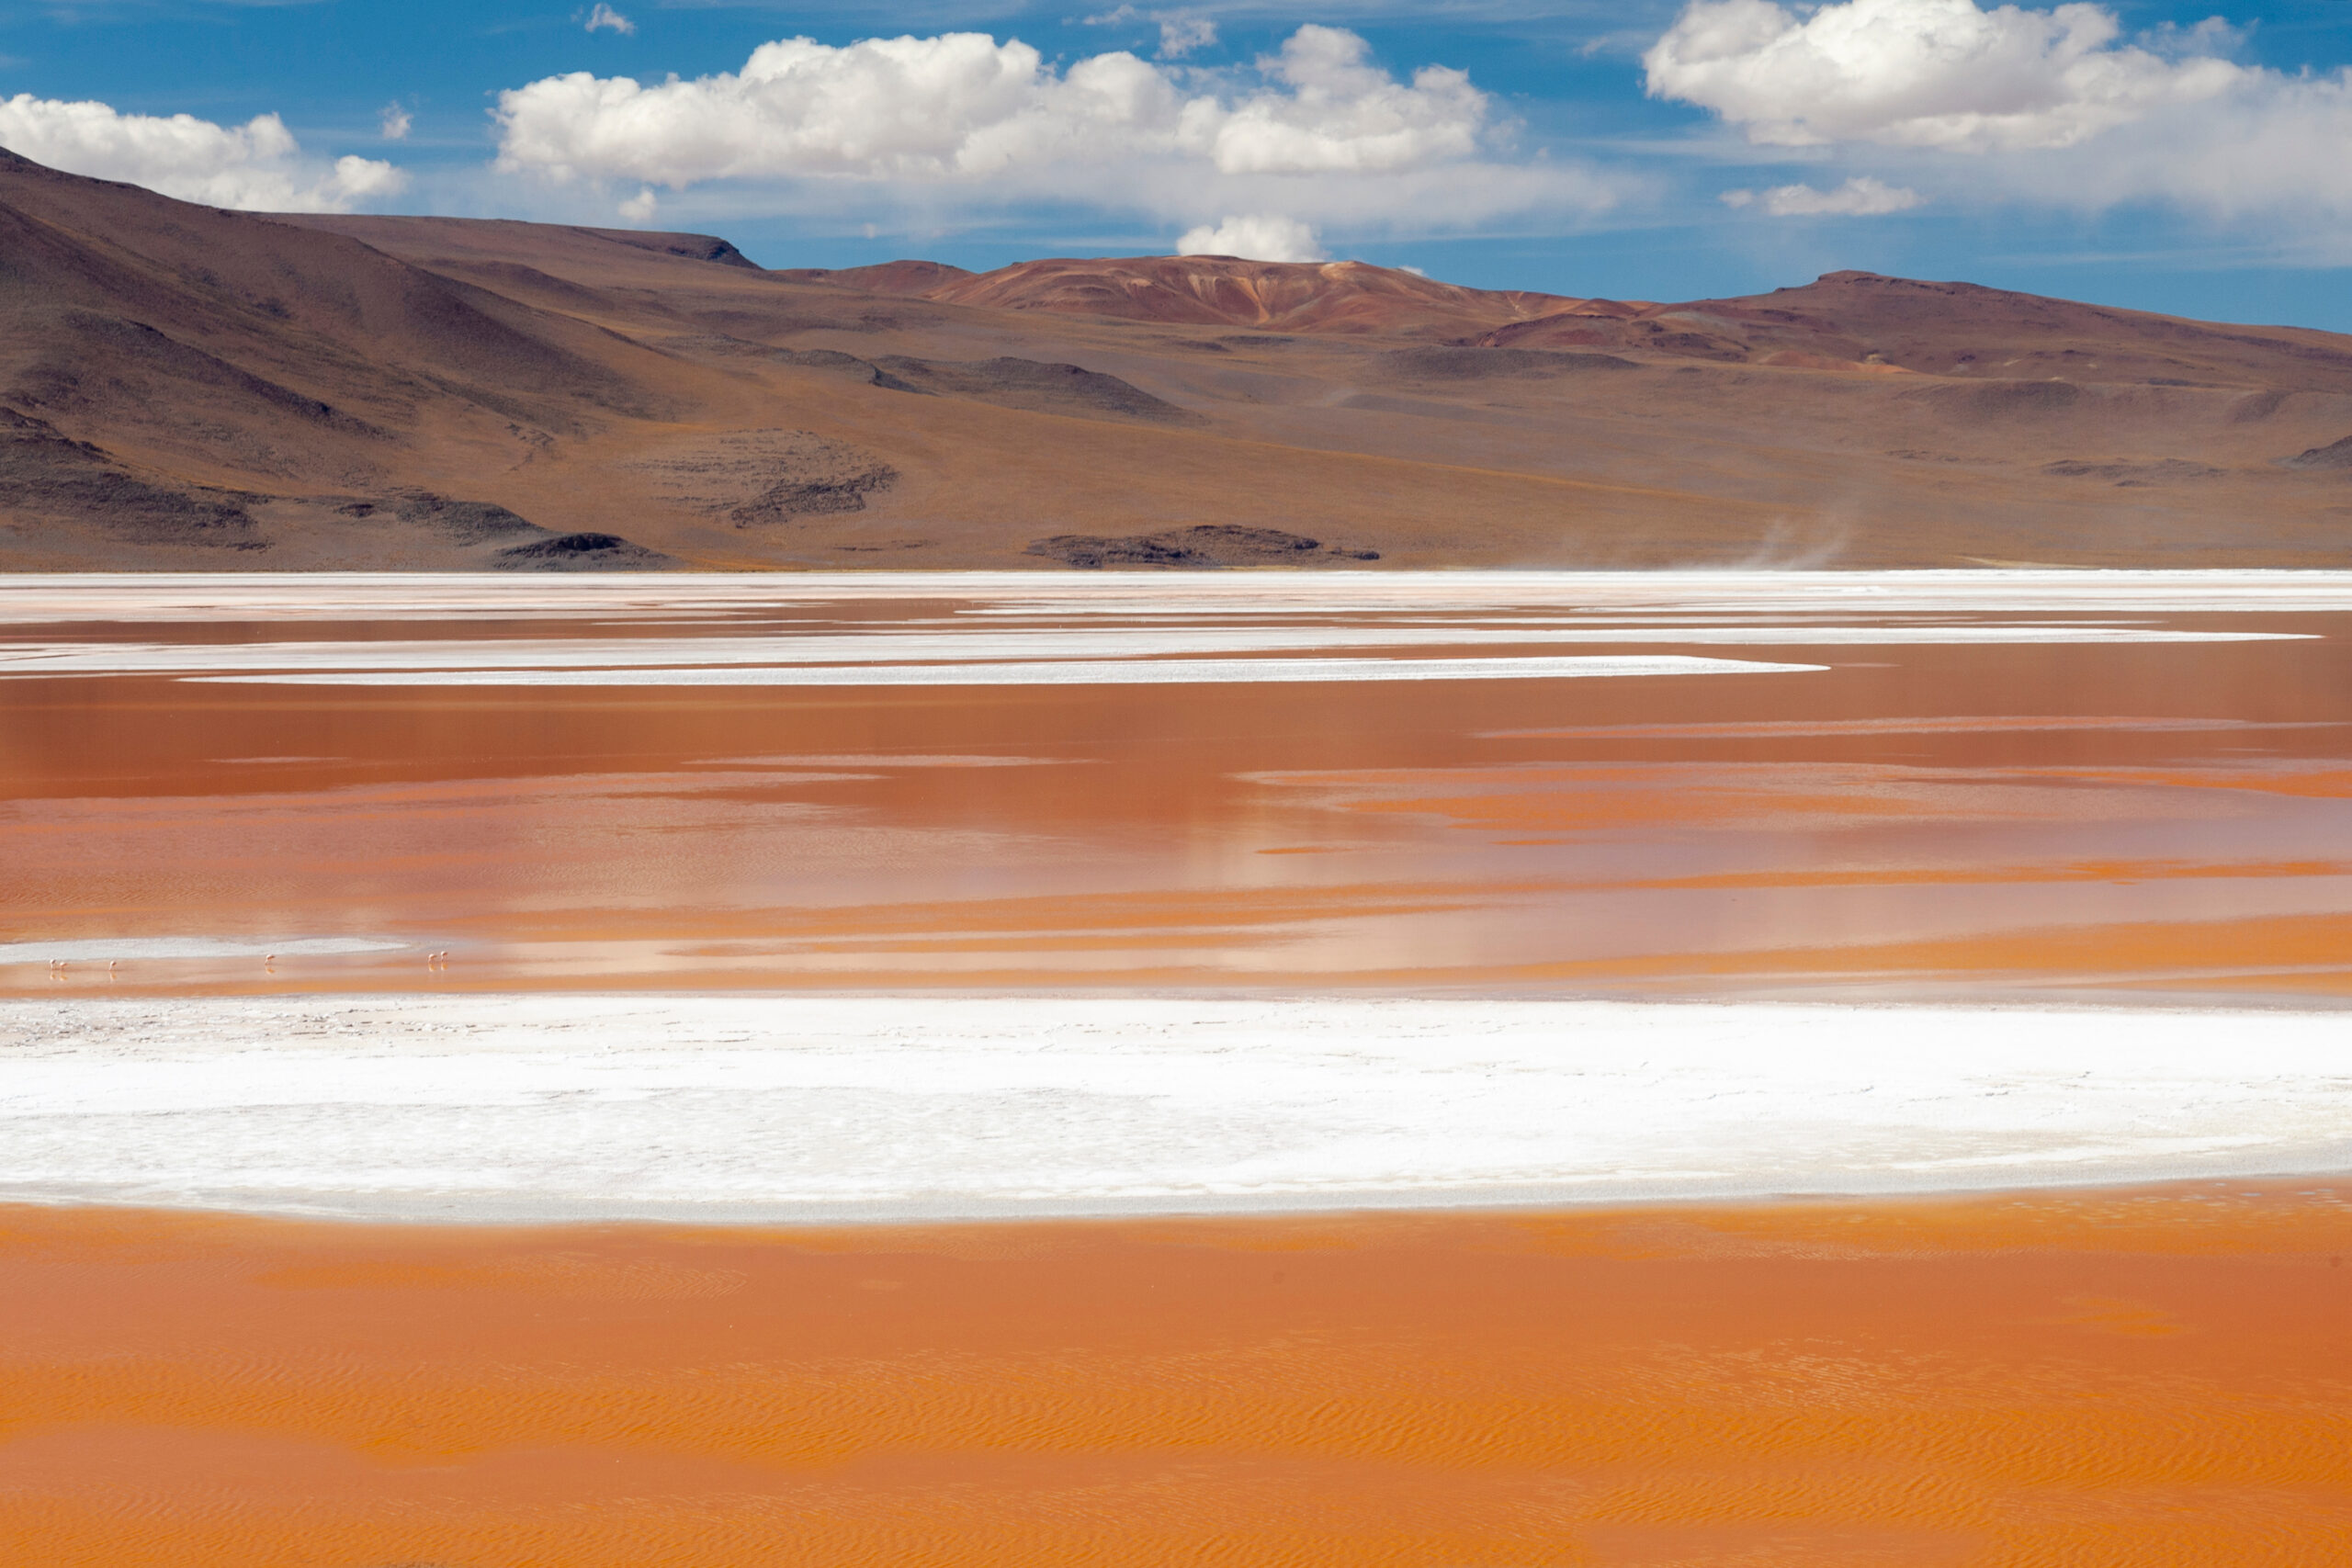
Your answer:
6;1163;2351;1230
1;1168;2347;1238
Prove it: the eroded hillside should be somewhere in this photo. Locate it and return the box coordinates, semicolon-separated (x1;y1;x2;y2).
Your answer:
4;149;2349;569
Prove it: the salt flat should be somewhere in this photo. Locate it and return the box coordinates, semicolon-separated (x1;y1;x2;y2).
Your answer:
8;568;2352;625
0;628;2287;683
1;995;2344;1222
6;571;2346;1218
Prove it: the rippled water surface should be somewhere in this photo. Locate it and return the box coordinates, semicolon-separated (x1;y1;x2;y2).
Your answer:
3;1183;2347;1567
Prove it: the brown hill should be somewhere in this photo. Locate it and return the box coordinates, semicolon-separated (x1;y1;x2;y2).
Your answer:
1481;271;2352;391
4;148;2351;570
0;147;695;566
769;259;974;295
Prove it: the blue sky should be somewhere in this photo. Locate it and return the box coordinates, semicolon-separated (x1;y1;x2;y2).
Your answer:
5;0;2352;327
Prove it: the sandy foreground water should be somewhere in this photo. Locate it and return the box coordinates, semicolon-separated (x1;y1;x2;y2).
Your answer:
2;1187;2347;1567
3;573;2350;1563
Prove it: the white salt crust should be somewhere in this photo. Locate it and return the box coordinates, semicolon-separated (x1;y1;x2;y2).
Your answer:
192;656;1828;686
0;995;2343;1223
5;569;2352;626
0;629;2290;682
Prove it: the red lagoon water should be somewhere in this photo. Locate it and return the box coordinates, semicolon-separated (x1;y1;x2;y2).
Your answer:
5;595;2351;1001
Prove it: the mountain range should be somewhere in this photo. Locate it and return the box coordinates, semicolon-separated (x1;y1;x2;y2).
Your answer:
4;145;2349;570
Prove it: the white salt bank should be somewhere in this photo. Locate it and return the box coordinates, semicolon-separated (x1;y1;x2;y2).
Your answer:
0;995;2343;1222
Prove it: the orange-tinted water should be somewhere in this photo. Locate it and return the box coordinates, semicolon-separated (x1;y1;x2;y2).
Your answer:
7;582;2351;1562
6;611;2352;1001
2;1186;2346;1567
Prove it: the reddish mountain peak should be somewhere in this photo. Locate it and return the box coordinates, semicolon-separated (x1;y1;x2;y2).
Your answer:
909;254;1586;338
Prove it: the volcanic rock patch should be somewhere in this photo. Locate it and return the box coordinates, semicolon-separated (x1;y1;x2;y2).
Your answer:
870;356;1203;423
1922;379;2086;421
493;531;676;570
0;407;263;552
2281;434;2352;471
2042;458;2225;485
382;491;547;542
625;430;899;524
1026;525;1378;569
1374;347;1639;382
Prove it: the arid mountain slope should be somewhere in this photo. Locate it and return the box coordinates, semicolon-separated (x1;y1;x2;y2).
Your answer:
1482;270;2352;391
3;149;2349;570
0;148;696;566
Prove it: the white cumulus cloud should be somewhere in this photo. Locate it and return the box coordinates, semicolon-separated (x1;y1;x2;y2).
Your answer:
1722;175;1923;215
494;26;1484;186
379;102;413;141
0;95;406;211
1646;0;2352;243
1212;26;1485;175
1963;69;2352;231
482;24;1605;235
486;24;1627;240
1644;0;2242;151
585;4;635;36
1178;212;1325;261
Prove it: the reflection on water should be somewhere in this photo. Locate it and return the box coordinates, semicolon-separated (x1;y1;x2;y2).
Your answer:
3;571;2349;1001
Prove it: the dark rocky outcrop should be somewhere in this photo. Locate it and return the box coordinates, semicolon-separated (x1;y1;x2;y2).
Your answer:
493;531;675;570
1376;347;1638;381
1027;525;1377;569
0;406;263;548
387;491;547;542
2280;434;2352;471
2041;458;2223;485
872;357;1202;423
